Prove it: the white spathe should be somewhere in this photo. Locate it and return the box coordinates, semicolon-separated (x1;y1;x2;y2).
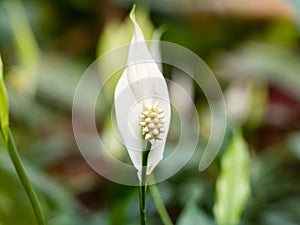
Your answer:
114;6;170;181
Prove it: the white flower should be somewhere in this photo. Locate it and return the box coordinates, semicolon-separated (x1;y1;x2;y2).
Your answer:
114;6;170;181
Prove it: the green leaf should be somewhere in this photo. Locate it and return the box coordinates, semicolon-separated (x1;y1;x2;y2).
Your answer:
2;0;40;97
2;0;40;71
214;130;251;225
177;202;213;225
219;42;300;99
0;56;9;142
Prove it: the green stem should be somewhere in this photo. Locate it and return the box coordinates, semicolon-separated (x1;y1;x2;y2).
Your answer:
149;180;174;225
139;141;151;225
5;127;46;225
139;185;146;225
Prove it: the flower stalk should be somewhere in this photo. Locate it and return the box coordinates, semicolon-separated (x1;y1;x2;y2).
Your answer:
139;141;152;225
149;182;174;225
5;128;46;225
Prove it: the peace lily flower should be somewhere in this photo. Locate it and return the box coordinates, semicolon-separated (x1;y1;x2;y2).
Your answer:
114;6;170;181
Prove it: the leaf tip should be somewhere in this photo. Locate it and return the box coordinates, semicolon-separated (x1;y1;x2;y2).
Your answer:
130;4;136;21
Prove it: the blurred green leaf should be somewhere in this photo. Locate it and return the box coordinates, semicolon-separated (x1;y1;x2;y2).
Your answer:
177;202;213;225
218;42;300;99
245;81;268;129
214;130;251;225
287;132;300;160
37;54;83;108
2;0;40;70
261;208;300;225
0;56;9;142
266;20;298;47
176;181;213;225
3;0;40;97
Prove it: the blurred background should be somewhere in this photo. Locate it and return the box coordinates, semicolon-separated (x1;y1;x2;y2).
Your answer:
0;0;300;225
